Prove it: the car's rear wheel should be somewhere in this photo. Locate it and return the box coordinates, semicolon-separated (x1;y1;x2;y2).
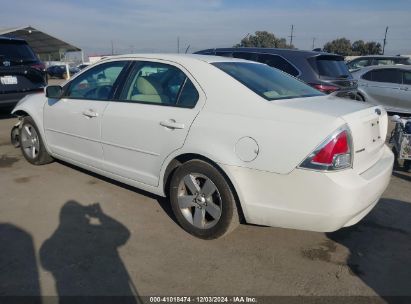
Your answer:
19;116;53;165
169;160;239;239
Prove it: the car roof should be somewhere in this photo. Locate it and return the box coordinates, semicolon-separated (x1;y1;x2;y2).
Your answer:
0;36;27;43
101;53;255;64
352;55;409;59
352;64;411;75
195;47;341;58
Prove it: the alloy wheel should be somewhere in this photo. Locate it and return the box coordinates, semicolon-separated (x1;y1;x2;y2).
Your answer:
177;173;222;229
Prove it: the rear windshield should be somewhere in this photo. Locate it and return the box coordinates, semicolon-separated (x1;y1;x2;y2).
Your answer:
311;55;350;78
0;41;37;62
213;62;323;101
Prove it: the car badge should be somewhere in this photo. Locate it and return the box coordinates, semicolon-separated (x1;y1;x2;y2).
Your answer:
3;61;11;67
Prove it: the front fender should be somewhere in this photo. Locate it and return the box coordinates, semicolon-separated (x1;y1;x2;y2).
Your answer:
11;93;49;151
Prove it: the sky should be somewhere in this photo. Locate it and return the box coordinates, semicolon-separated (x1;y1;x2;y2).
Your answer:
2;0;411;57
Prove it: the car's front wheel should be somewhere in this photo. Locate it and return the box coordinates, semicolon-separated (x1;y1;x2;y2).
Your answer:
19;116;53;165
169;160;239;239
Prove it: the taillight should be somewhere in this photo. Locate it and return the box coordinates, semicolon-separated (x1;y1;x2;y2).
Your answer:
299;126;352;171
30;63;46;71
310;83;340;94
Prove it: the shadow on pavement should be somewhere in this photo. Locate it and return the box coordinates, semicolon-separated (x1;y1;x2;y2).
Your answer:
327;198;411;301
0;223;41;303
40;200;140;304
55;160;178;225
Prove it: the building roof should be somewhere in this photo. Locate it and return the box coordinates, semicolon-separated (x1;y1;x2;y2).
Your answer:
0;26;81;54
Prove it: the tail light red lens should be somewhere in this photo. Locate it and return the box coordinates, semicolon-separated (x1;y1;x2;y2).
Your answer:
299;126;352;171
310;83;340;94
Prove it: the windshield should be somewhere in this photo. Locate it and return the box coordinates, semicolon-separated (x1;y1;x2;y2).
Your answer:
212;62;323;101
311;55;351;78
0;41;37;62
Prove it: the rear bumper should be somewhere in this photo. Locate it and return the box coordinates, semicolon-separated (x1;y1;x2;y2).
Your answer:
221;145;394;232
0;90;42;107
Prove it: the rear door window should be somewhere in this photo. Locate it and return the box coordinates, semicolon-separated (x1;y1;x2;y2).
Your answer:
374;59;396;66
232;52;259;61
310;55;350;79
372;69;402;84
216;52;233;58
257;54;299;77
119;61;199;108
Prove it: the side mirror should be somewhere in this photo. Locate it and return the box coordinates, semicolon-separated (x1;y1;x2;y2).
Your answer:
46;85;63;99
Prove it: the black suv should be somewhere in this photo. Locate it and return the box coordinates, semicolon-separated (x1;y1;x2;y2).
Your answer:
195;48;358;99
0;37;47;108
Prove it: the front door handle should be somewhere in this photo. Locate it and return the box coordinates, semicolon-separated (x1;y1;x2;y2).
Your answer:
82;109;98;118
160;119;185;130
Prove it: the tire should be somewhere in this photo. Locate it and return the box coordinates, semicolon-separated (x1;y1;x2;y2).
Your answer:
10;125;20;148
392;146;400;170
404;160;411;172
19;116;53;165
169;160;239;239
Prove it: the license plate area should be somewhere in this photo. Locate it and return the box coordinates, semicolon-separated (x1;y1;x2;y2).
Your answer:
0;76;18;85
369;117;383;147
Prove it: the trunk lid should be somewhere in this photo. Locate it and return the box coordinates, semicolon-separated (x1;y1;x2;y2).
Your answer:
341;105;387;173
279;95;387;173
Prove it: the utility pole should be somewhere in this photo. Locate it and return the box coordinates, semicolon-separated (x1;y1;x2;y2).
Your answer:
177;36;180;53
185;45;191;54
312;37;316;50
382;26;389;55
289;24;294;46
111;40;114;55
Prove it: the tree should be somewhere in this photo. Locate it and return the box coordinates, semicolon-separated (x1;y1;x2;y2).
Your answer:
364;41;382;55
323;38;382;56
235;31;294;49
323;38;353;55
352;40;366;55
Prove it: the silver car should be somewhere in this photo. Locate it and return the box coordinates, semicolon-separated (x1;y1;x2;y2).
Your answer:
352;65;411;114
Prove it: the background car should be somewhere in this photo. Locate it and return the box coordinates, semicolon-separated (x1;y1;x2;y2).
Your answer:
47;65;80;79
0;36;46;109
195;47;359;99
351;65;411;114
12;54;393;239
347;55;411;72
77;63;91;70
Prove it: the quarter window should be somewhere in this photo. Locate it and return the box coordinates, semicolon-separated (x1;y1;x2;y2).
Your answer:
362;71;373;81
65;61;127;100
257;54;299;77
119;62;199;108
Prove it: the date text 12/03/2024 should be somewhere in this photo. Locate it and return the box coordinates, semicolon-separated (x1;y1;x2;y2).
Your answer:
149;296;257;303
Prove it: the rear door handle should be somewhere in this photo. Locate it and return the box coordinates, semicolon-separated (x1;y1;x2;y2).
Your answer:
82;109;98;118
160;119;185;130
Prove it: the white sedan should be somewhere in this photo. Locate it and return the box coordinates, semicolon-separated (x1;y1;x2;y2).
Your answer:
12;54;394;239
